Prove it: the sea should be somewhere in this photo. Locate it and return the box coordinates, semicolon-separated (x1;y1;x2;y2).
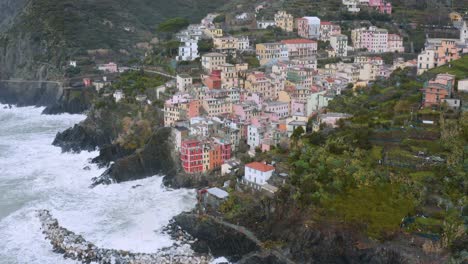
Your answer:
0;105;228;263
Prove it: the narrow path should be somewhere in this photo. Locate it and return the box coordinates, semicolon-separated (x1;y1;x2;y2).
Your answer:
200;214;296;264
129;67;176;79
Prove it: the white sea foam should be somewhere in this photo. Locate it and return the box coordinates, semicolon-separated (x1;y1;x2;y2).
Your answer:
0;105;197;264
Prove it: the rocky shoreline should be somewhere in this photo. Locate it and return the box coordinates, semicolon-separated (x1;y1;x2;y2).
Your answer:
37;210;213;264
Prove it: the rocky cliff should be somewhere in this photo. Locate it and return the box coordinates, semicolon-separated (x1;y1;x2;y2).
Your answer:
91;127;182;186
0;80;94;114
170;213;260;262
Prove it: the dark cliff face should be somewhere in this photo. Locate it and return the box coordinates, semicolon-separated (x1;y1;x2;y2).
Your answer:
172;213;260;262
0;80;94;114
0;81;62;106
92;127;181;185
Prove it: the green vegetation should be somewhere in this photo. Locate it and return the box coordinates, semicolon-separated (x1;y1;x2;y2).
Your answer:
429;55;468;80
157;18;190;33
112;70;167;96
288;68;467;242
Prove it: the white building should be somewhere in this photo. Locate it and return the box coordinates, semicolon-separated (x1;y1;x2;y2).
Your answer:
176;74;193;92
257;20;276;29
177;39;199;61
330;34;348;57
458;78;468;93
113;90;125;102
342;0;361;12
247;124;264;150
244;162;275;187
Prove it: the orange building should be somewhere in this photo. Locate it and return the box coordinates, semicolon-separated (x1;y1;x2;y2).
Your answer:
422;73;455;108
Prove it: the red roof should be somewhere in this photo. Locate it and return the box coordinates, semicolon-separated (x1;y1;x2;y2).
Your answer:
320;21;333;25
246;162;275;172
281;39;317;44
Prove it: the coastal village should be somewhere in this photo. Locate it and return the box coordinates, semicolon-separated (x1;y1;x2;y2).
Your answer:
55;2;468;262
79;6;468;195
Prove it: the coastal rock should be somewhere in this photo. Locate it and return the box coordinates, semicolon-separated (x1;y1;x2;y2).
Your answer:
37;209;212;264
171;213;260;262
92;127;180;185
53;123;107;153
0;80;62;107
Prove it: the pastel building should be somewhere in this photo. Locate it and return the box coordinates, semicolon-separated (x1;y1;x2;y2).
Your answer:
330;34;348;57
319;22;341;41
202;53;227;72
422;74;455;108
264;101;290;118
274;11;294;32
244;162;275;188
387;34;404;53
368;0;392;14
256;42;289;66
297;17;321;39
202;98;233;117
417;39;460;75
177;74;193;92
280;39;318;58
351;26;388;53
98;62;118;73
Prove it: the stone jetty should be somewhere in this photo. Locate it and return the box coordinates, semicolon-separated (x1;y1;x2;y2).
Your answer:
37;210;212;264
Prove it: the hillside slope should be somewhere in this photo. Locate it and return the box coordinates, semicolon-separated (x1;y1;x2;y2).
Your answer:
0;0;228;79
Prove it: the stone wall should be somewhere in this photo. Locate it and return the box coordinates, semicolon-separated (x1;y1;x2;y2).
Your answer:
37;210;212;264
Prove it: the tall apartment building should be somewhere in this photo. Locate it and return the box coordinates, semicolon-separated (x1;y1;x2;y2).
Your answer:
330;34;348;57
177;39;199;61
256;42;289;66
201;53;227;72
351;26;388;53
297;17;321;39
319;21;341;41
387;34;404;53
280;39;318;58
274;11;294;32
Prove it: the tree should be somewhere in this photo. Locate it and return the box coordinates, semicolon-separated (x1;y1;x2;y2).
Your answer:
213;14;225;23
157;17;189;33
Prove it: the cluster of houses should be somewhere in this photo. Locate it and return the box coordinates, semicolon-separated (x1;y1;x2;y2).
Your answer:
71;8;467;196
342;0;392;14
417;20;468;75
175;9;406;66
421;73;468;111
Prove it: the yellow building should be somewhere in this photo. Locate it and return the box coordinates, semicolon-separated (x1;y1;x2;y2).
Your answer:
204;28;223;38
274;11;294;32
201;53;227;72
256;42;289;66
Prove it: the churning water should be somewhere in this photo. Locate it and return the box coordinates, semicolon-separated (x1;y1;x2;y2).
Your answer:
0;105;198;263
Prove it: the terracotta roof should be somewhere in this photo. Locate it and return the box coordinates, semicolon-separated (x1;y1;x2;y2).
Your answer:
320;21;333;25
281;39;317;44
246;162;275;172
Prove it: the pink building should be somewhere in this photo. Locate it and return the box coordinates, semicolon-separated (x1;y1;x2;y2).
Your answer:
83;78;92;87
297;17;321;39
388;34;404;53
264;101;289;118
98;62;118;73
369;0;392;14
351;26;388;53
291;99;307;115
